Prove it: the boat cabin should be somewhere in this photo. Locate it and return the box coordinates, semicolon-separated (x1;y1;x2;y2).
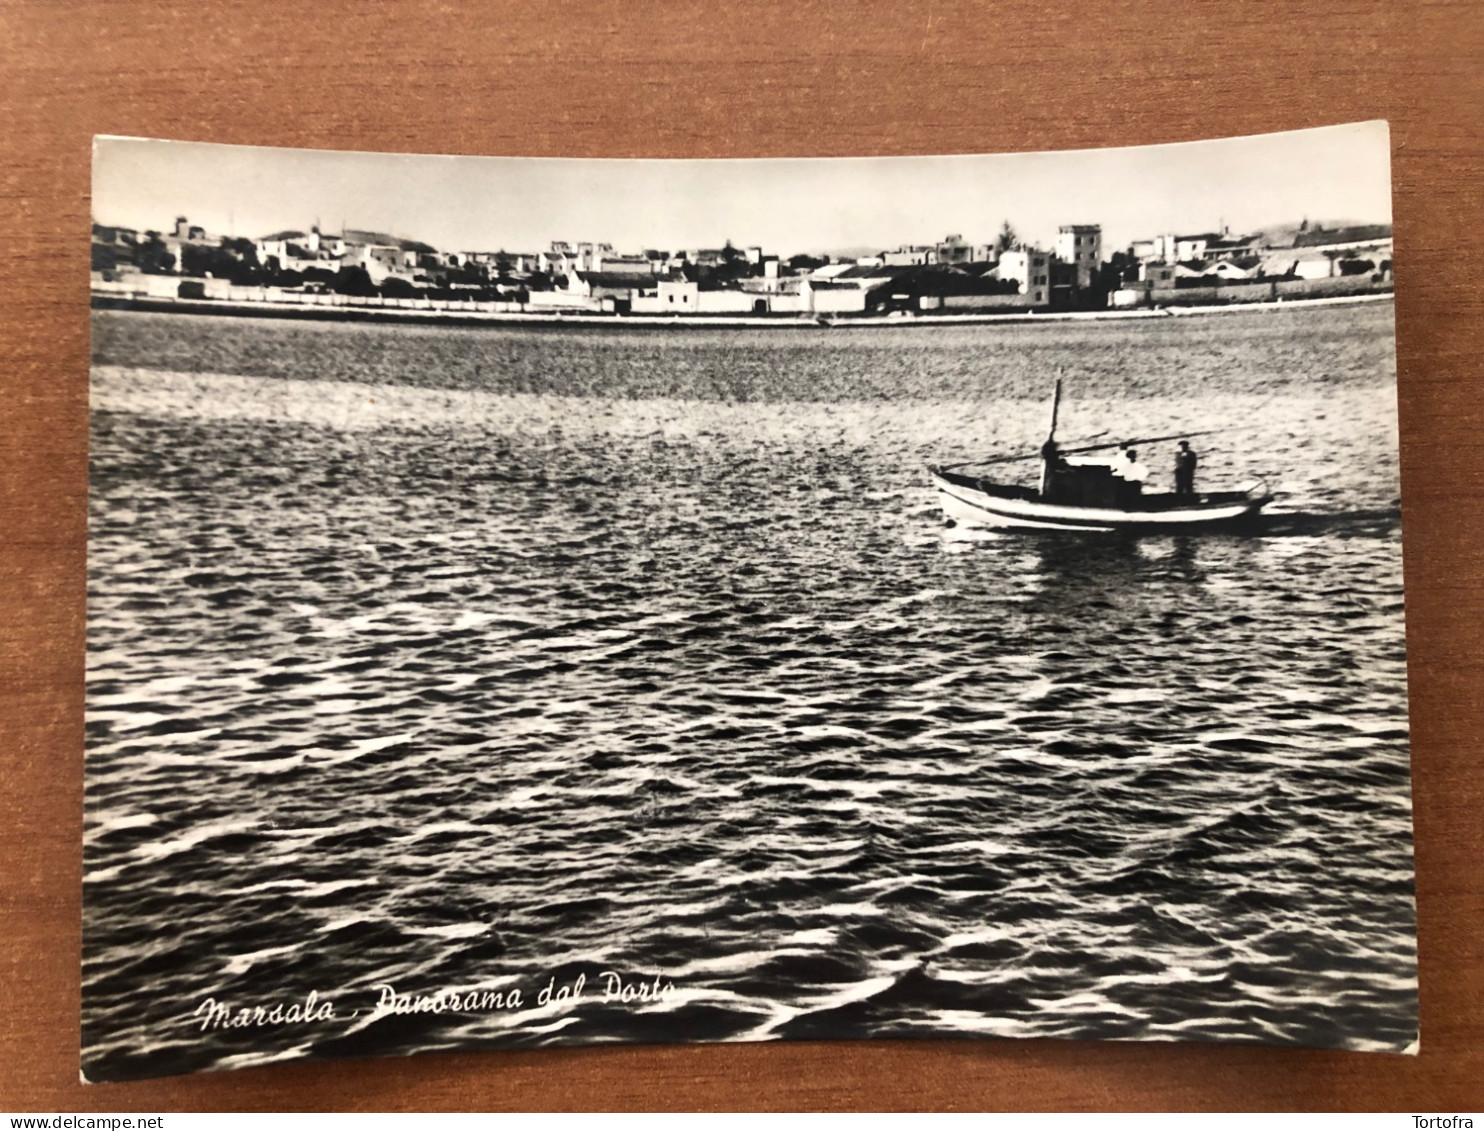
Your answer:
1043;461;1143;508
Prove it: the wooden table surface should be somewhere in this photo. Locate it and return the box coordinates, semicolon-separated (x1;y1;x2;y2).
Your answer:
2;0;1480;1112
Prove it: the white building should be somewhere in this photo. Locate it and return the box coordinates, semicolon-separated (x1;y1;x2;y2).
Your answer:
882;246;934;267
651;278;700;313
1136;233;1218;263
996;248;1051;306
355;245;407;283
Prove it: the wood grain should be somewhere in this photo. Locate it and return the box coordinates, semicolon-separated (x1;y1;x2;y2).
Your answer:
1;0;1480;1111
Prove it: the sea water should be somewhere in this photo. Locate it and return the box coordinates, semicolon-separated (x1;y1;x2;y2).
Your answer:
83;303;1414;1080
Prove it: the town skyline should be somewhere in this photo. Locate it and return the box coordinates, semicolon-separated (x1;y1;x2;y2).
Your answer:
93;122;1392;259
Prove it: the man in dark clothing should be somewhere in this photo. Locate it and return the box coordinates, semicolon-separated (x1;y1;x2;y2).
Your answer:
1175;440;1198;496
1039;437;1064;499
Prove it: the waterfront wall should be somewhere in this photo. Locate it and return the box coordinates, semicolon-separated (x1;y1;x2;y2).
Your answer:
1115;273;1394;308
95;275;575;315
92;274;1393;328
941;292;1034;312
98;275;834;318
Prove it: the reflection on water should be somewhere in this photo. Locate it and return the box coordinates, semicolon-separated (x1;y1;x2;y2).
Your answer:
83;303;1415;1081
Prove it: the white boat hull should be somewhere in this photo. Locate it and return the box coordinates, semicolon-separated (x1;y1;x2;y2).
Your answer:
932;469;1271;532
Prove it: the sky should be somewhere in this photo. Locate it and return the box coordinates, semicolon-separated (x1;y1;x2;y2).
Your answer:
92;122;1393;257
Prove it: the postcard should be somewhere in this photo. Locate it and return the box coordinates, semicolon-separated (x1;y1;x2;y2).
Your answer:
84;123;1414;1081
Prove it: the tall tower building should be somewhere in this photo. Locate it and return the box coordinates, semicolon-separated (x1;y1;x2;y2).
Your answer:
1056;224;1102;289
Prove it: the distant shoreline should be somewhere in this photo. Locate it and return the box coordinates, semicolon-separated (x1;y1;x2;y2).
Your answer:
90;290;1394;330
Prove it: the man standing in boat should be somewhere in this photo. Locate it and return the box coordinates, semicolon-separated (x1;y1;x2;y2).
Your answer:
1039;436;1066;499
1175;440;1199;497
1039;376;1066;500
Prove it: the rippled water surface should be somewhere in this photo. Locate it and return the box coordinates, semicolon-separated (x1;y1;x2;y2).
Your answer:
85;304;1416;1081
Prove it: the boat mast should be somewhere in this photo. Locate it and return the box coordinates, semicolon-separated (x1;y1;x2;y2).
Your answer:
1040;375;1062;498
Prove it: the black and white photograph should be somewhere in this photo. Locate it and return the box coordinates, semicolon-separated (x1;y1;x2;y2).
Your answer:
84;122;1415;1083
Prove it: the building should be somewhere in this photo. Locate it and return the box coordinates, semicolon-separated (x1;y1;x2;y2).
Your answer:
90;224;141;274
648;278;700;313
490;251;540;275
882;245;934;267
1205;260;1258;281
569;271;671;311
1130;238;1159;261
807;262;855;281
803;264;900;312
995;248;1051;306
935;234;975;266
593;252;654;276
1133;232;1217;264
355;245;408;283
809;280;869;313
154;215;221;273
678;248;725;268
540;242;576;275
1175;233;1221;261
1201;233;1261;262
567;242;617;272
170;215;212;244
1055;224;1101;289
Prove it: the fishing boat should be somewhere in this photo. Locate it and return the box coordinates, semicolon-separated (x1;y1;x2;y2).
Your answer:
928;380;1272;532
